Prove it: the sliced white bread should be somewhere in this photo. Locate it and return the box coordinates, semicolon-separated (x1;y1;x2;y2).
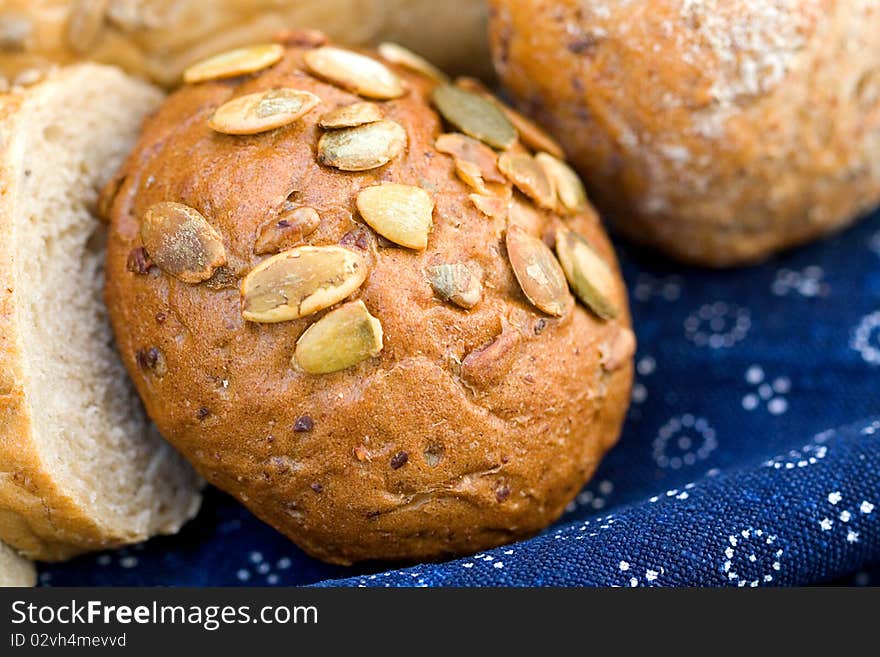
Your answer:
0;64;201;561
0;541;35;586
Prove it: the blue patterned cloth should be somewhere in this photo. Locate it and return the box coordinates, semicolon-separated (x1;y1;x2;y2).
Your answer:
41;211;880;587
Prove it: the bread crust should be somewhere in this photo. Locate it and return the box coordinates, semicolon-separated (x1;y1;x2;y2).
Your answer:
105;39;634;564
0;0;491;87
489;0;880;266
0;65;200;561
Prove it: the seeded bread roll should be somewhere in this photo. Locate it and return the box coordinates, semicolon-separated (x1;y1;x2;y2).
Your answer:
0;64;201;562
0;542;35;587
489;0;880;266
104;35;634;564
0;0;491;89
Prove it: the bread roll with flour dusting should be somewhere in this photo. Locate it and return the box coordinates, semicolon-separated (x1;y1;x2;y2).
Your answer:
490;0;880;266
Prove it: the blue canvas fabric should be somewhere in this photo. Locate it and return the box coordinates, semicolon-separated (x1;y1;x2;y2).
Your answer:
41;210;880;587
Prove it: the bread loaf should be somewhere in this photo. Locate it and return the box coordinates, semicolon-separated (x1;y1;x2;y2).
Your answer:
489;0;880;266
104;36;634;564
0;64;201;561
0;0;491;88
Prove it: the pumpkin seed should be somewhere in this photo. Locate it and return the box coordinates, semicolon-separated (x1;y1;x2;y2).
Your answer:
508;196;544;236
470;193;508;219
535;152;588;214
317;120;406;171
427;263;482;309
435;133;505;183
378;42;448;82
431;84;516;150
500;106;565;159
183;43;284;83
304;46;404;99
506;225;569;317
602;328;636;372
254;206;321;254
455;77;565;158
293;300;383;374
555;227;618;320
356;183;434;250
319;101;383;129
208;88;320;135
241;245;368;323
453;159;491;195
140;202;226;283
498;152;556;210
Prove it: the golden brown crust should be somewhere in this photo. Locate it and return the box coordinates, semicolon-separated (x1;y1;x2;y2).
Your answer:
105;37;633;564
489;0;880;267
0;0;491;87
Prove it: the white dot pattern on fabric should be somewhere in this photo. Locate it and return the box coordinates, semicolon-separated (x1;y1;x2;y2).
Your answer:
633;273;683;302
630;355;657;413
567;479;615;513
852;311;880;365
232;551;299;586
764;430;833;469
721;528;782;587
741;365;790;415
684;302;751;348
632;383;648;404
653;414;718;469
637;356;656;376
816;491;876;544
771;266;828;298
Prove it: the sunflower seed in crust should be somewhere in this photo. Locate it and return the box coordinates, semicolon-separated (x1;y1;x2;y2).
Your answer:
470;193;508;219
506;225;569;317
431;85;517;150
498;153;556;210
378;42;448;82
208;88;320;135
183;43;284;83
536;153;588;214
319;102;383;129
241;246;367;323
304;46;404;99
435;133;505;183
140;202;227;283
317;120;406;171
294;300;383;374
67;0;109;53
254;206;321;254
427;263;482;309
356;183;433;250
555;227;618;320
